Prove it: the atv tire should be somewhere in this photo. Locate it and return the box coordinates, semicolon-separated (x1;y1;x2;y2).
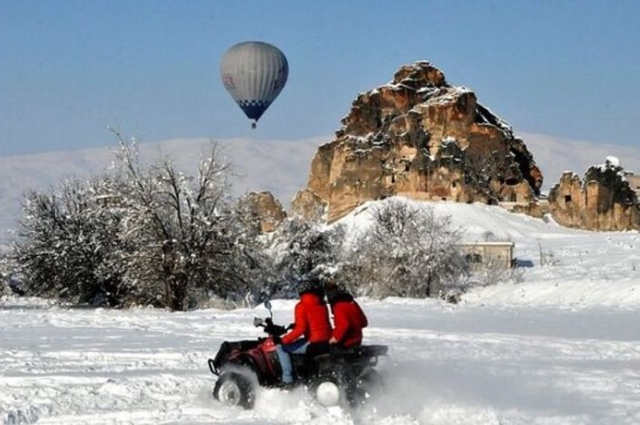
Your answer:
213;371;255;409
308;372;356;408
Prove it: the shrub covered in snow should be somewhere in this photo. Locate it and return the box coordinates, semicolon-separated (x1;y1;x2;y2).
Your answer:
340;199;468;298
261;198;472;301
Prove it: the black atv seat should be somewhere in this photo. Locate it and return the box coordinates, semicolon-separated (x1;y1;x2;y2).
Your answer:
330;344;388;358
306;342;330;359
359;344;388;357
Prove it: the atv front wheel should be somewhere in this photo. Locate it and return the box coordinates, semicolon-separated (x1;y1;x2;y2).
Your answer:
213;371;255;409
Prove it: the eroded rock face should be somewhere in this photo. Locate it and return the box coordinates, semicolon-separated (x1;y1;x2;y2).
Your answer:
240;191;286;233
548;159;640;231
290;189;325;223
292;61;543;222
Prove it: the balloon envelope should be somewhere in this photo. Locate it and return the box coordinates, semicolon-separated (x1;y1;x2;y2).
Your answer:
220;41;289;125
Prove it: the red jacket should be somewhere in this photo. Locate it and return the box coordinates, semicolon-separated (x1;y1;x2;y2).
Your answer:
281;293;332;345
331;297;368;348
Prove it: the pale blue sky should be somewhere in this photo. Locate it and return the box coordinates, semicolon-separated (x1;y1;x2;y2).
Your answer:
1;0;638;156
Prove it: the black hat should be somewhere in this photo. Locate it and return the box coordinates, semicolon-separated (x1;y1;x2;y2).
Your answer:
297;276;322;296
324;282;353;305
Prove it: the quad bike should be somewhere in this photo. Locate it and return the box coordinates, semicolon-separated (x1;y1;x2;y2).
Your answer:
208;301;388;409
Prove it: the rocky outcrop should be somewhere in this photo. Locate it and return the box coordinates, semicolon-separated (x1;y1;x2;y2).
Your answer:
292;61;543;222
290;189;325;223
239;191;286;233
548;157;640;231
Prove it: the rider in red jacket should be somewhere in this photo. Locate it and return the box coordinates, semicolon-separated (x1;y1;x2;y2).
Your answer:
326;284;368;348
281;291;332;345
276;279;332;385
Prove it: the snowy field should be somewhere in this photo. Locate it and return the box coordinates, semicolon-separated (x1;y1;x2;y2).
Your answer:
3;201;640;425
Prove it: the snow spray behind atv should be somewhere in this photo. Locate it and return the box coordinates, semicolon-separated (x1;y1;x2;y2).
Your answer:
208;300;388;409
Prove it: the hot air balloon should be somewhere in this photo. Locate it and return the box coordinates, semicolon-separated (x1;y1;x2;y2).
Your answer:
220;41;289;129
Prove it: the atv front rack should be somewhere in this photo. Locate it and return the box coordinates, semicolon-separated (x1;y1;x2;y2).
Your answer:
208;358;220;376
209;340;261;376
207;359;220;376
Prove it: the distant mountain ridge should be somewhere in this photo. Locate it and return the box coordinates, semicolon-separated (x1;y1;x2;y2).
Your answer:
0;133;638;241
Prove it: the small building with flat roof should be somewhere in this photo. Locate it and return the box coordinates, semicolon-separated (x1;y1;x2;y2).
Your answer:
459;241;515;269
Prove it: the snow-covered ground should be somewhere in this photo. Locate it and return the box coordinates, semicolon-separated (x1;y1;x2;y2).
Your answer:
3;201;640;425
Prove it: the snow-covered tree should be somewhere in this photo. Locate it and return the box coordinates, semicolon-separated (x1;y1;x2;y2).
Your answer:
108;137;259;310
10;177;132;306
343;199;467;298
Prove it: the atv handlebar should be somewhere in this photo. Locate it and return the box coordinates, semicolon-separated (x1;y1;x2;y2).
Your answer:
253;317;291;337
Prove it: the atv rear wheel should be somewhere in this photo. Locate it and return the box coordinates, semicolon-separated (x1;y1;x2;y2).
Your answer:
308;372;355;408
213;371;255;409
354;369;384;405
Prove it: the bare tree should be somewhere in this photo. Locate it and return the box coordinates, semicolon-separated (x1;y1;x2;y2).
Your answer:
110;133;255;310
